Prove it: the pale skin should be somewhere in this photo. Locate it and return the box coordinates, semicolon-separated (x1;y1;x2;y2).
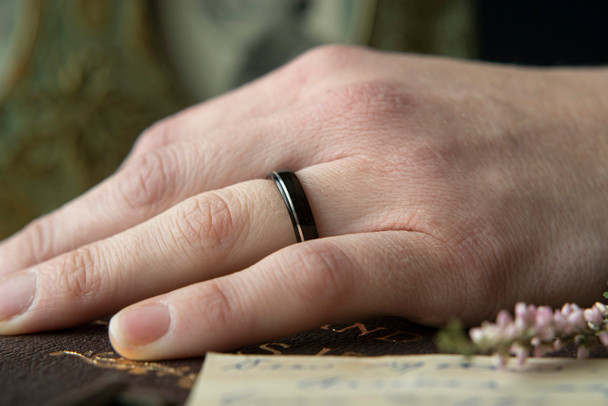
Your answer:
0;46;607;360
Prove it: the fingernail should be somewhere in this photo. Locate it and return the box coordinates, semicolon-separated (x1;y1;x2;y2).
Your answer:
110;303;171;348
0;272;36;321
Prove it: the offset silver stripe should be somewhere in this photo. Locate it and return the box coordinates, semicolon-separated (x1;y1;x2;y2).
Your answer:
273;171;305;241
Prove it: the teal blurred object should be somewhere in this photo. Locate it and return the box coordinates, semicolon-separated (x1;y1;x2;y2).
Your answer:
0;0;187;238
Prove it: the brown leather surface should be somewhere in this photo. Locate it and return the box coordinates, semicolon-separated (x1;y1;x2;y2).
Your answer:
1;320;199;406
1;317;605;406
1;317;438;405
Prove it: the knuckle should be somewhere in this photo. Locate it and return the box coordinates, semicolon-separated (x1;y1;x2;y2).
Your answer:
317;81;416;129
298;44;356;66
283;243;355;310
280;44;361;84
132;119;174;156
194;280;237;332
56;246;105;302
117;150;172;212
172;192;242;258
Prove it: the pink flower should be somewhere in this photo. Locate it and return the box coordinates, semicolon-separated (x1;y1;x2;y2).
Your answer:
536;306;553;327
533;306;555;340
594;302;607;315
583;303;604;329
469;327;484;344
459;301;608;367
561;303;573;316
553;309;568;334
497;310;513;328
515;303;536;332
577;346;590;360
567;309;586;332
599;332;608;346
553;338;563;351
502;322;518;341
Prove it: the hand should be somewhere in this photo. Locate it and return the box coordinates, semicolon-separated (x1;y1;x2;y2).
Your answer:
1;46;607;360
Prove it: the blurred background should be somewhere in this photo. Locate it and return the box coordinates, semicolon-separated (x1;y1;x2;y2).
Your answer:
0;0;607;239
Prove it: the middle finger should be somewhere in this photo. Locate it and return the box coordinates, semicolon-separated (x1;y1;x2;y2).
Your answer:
0;106;334;276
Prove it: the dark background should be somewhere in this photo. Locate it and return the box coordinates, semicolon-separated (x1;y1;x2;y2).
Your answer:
477;0;608;65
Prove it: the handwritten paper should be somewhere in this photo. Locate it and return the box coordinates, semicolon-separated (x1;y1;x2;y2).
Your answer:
186;353;608;405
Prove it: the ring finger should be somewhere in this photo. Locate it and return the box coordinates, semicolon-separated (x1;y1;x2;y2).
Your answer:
0;159;404;335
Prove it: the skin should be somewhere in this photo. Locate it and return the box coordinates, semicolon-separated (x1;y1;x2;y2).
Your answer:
0;45;607;360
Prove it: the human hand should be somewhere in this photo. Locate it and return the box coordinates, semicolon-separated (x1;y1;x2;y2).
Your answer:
1;46;607;360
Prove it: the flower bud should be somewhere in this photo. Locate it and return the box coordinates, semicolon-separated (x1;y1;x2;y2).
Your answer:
599;331;608;347
567;309;586;331
584;306;604;328
577;346;590;360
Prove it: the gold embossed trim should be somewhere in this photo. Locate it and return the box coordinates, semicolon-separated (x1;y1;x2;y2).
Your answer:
49;350;198;389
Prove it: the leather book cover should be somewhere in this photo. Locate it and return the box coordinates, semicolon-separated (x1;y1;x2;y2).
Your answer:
1;317;440;406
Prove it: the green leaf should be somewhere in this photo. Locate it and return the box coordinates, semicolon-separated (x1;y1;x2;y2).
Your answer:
435;320;478;358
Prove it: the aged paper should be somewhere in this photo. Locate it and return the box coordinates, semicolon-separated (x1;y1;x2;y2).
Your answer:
187;353;608;405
